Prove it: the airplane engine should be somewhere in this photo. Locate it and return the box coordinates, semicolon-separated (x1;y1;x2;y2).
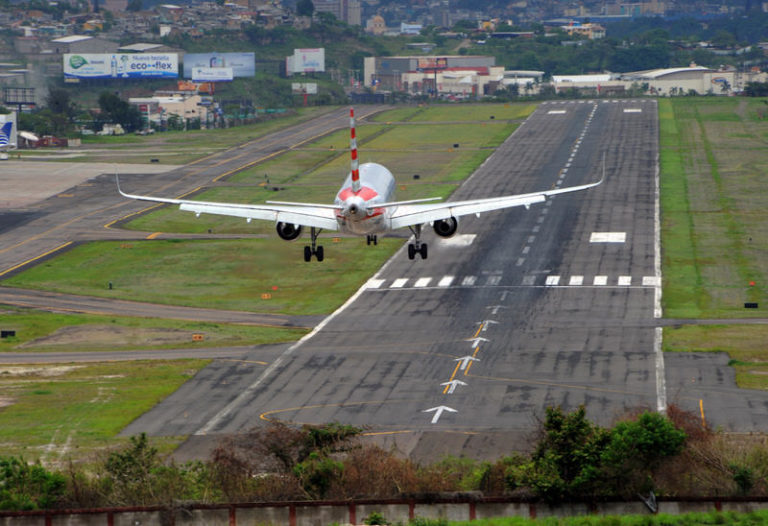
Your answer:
433;217;458;238
276;222;302;241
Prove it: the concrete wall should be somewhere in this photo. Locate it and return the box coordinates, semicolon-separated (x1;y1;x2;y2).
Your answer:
3;498;768;525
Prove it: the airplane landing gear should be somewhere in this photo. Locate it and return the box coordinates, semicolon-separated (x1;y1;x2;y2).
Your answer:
407;225;428;260
304;227;324;262
366;234;378;246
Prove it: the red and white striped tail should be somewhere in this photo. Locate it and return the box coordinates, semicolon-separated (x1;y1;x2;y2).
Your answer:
349;107;360;193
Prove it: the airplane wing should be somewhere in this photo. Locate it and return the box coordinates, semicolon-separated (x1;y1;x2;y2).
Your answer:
389;178;602;230
117;178;339;231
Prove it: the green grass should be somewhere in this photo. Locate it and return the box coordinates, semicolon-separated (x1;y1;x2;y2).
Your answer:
659;97;768;390
0;359;209;461
0;306;308;353
660;98;768;318
368;103;536;123
3;238;402;315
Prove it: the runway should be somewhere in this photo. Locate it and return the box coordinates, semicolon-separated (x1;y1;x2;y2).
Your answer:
119;100;767;461
3;101;768;462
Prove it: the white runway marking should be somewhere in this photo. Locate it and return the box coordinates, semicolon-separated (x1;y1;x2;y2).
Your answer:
462;276;477;286
618;276;632;286
486;275;502;286
391;278;408;288
548;110;566;114
624;108;642;113
545;275;560;286
366;279;385;289
643;276;661;286
593;275;608;286
522;275;536;286
590;232;626;243
569;275;584;286
438;275;455;287
438;234;476;247
414;277;432;288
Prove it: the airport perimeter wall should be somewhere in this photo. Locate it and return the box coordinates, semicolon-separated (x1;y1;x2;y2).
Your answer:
2;497;768;525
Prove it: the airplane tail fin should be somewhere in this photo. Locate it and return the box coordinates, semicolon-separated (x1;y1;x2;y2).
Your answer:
0;122;12;147
349;108;360;193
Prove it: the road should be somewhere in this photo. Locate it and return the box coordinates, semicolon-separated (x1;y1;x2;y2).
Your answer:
3;101;768;463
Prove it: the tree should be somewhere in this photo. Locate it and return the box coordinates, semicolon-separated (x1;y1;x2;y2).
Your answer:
97;91;141;132
126;0;142;12
0;457;66;510
45;87;74;116
296;0;314;17
600;412;686;495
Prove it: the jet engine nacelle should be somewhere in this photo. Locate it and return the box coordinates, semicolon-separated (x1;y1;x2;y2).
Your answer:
276;222;302;241
433;217;459;238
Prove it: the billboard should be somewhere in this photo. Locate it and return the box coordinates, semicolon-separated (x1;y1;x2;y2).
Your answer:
183;53;255;78
0;112;17;149
292;82;317;94
192;67;234;82
64;54;179;79
286;48;325;75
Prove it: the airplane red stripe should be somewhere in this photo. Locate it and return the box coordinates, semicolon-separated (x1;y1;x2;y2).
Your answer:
350;108;360;190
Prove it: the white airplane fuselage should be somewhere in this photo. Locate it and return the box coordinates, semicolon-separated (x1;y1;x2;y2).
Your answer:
333;162;396;235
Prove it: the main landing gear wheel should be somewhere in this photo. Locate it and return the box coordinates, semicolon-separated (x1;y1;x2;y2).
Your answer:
407;224;428;260
366;235;378;246
303;226;324;262
407;242;428;260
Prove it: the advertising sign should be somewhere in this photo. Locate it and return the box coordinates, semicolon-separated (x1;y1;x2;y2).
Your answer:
192;67;234;82
183;53;255;78
286;48;325;75
417;57;448;70
64;54;179;79
291;82;317;94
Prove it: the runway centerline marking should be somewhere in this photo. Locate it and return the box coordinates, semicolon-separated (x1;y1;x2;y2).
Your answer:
590;232;626;243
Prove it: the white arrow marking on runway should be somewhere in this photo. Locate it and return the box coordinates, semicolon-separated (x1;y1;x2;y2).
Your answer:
500;290;510;301
476;320;498;331
440;380;467;394
455;356;479;370
424;406;457;424
465;336;488;349
487;305;507;315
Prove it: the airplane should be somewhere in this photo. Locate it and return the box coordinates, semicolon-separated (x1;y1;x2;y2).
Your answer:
118;108;603;262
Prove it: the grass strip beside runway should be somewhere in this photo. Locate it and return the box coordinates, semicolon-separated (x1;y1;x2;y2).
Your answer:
3;238;403;315
660;97;768;389
0;306;307;353
0;359;209;461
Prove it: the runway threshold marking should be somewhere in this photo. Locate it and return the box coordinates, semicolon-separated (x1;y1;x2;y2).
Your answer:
0;242;73;278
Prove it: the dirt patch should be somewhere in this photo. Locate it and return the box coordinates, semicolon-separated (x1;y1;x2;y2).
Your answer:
19;325;202;348
0;397;15;408
0;365;82;377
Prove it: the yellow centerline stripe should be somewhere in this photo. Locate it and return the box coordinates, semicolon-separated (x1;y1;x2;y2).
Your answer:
0;242;73;278
146;232;162;240
443;361;463;394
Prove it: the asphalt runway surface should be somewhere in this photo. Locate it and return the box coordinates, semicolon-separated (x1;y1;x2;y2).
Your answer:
120;100;768;461
2;102;768;462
